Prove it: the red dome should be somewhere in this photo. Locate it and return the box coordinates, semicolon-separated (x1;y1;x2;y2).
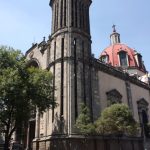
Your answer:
100;43;146;73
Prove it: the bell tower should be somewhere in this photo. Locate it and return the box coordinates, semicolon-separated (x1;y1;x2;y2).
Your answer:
48;0;92;135
50;0;91;34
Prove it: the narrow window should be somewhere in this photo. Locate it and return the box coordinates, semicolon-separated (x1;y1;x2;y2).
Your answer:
82;4;84;29
61;38;64;116
54;4;57;32
74;38;78;119
87;7;90;33
64;0;66;26
79;2;82;28
138;54;143;69
85;7;88;31
75;0;78;27
71;0;74;26
82;41;86;104
56;3;58;30
52;41;56;122
60;0;63;28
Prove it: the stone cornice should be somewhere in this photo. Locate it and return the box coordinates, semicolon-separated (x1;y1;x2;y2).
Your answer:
50;27;91;42
92;58;150;90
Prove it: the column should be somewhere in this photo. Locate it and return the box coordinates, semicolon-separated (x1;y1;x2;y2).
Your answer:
25;122;30;150
35;108;40;138
125;81;133;114
44;111;48;136
51;5;55;33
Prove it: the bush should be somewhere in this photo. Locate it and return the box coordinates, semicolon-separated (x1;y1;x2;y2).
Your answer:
95;104;139;136
75;104;95;134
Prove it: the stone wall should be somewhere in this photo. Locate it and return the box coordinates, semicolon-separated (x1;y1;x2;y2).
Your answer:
33;135;144;150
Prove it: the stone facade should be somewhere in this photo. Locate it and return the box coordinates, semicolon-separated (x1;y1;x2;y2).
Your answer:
24;0;150;149
32;136;144;150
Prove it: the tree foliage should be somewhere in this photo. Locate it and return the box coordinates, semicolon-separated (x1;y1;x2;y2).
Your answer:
0;46;55;149
75;104;95;134
95;104;139;136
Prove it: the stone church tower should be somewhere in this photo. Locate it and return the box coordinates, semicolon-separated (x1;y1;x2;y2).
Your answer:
47;0;92;135
26;0;93;149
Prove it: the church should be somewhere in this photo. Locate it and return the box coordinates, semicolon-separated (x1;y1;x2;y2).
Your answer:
24;0;150;149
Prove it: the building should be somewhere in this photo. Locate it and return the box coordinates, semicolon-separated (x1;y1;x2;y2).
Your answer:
25;0;150;149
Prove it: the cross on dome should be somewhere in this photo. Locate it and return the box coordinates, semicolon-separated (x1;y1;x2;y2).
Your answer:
112;24;116;32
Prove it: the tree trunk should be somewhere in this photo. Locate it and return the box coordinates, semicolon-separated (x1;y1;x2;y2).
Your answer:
4;124;17;150
4;137;10;150
4;125;11;150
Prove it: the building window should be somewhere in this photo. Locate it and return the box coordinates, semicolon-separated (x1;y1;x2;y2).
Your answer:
101;55;108;63
106;89;122;106
119;51;128;67
137;54;143;69
64;0;66;26
137;98;149;137
71;0;74;27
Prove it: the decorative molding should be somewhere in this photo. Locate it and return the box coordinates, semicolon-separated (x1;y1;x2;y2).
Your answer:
25;43;37;57
92;58;150;90
38;39;47;54
26;58;41;68
137;98;149;112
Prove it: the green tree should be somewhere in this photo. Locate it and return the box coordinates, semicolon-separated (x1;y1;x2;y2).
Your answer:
0;46;55;150
75;104;95;134
95;104;139;136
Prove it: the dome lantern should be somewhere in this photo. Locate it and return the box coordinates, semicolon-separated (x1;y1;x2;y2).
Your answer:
110;25;121;45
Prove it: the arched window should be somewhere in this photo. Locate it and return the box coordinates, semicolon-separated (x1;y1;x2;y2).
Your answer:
106;89;122;106
118;51;128;67
137;98;149;137
27;59;40;68
137;53;144;69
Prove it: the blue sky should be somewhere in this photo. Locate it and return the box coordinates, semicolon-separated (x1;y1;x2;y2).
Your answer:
0;0;150;72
